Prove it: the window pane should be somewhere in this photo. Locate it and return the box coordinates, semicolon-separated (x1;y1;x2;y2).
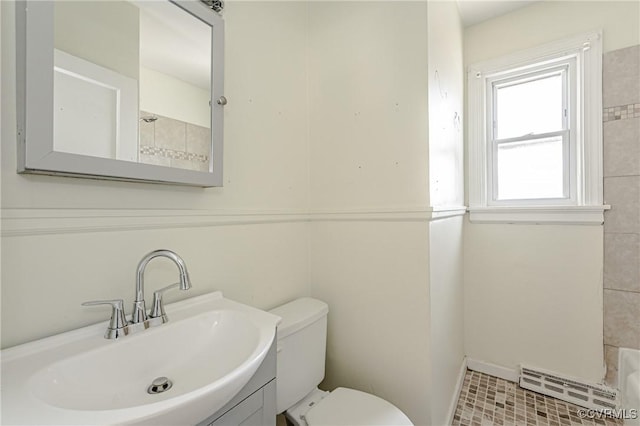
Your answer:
496;136;564;200
496;73;563;139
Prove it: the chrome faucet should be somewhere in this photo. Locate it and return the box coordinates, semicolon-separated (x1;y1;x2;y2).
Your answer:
83;249;192;339
131;249;192;325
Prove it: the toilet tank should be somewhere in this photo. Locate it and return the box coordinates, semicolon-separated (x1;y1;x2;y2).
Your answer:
269;297;329;414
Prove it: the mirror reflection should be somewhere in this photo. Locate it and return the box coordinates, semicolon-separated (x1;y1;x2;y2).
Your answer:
52;1;212;173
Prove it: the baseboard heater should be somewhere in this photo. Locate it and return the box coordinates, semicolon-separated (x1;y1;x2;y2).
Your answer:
519;365;619;410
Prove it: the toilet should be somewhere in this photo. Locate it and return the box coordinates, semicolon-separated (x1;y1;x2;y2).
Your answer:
270;298;413;426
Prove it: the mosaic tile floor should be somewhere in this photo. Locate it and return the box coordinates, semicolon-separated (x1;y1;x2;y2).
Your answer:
452;370;623;426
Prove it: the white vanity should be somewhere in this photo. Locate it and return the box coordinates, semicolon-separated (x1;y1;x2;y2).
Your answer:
198;339;277;426
1;292;280;425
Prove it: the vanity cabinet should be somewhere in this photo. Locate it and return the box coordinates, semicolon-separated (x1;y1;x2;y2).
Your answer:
197;338;277;426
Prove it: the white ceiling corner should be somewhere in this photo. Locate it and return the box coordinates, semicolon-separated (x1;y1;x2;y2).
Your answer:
456;0;539;27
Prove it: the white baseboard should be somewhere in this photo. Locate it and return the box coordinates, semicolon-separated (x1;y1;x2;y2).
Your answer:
446;357;468;426
466;358;519;383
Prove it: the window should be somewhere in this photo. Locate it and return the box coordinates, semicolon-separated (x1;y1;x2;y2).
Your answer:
490;62;574;204
468;32;606;224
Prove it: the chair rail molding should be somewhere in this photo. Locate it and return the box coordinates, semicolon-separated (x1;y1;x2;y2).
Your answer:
2;206;468;236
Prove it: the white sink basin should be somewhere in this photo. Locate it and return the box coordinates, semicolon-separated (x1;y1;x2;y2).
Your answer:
1;292;281;425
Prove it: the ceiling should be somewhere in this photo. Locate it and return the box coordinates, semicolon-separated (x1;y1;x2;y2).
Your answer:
457;1;538;27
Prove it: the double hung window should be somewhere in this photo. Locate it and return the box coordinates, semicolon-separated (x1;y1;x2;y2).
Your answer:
489;59;574;204
468;32;605;223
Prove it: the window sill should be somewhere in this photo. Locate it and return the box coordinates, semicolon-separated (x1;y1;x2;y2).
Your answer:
468;205;610;225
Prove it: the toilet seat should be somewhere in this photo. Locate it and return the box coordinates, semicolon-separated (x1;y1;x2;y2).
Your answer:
304;387;413;426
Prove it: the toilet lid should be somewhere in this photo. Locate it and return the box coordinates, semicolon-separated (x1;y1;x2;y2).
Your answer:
304;387;413;426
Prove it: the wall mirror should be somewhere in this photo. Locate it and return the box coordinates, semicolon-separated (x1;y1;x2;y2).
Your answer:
16;0;224;187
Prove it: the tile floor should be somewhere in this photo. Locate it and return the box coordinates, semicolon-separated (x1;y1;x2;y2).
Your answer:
452;370;623;426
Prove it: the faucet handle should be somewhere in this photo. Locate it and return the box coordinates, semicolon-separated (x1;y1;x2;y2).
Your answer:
82;299;128;339
149;283;181;324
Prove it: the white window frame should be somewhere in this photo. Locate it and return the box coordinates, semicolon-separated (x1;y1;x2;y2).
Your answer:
488;62;574;205
468;31;607;224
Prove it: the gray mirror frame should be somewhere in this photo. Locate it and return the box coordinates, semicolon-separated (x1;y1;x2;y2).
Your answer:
15;0;224;187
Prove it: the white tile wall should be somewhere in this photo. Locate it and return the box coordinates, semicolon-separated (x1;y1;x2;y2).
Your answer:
602;44;640;385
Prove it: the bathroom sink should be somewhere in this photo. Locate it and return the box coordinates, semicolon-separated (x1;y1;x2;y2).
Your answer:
1;292;280;425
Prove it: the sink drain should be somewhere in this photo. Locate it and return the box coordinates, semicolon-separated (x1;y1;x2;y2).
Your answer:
147;377;173;394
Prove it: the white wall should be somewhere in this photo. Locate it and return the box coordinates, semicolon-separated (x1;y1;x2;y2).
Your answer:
464;222;605;380
306;3;432;423
308;2;465;424
140;66;211;128
310;221;431;425
2;223;309;347
3;1;309;212
426;2;465;425
1;1;311;348
307;2;430;212
464;1;640;66
427;2;465;425
429;215;464;425
464;1;640;382
2;2;469;422
428;1;464;209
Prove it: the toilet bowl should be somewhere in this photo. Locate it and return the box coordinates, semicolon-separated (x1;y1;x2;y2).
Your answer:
270;298;413;426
